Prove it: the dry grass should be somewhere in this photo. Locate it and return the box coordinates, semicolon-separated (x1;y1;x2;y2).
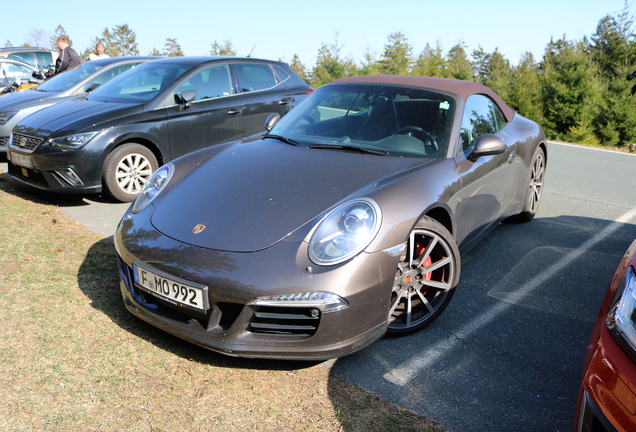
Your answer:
0;173;444;432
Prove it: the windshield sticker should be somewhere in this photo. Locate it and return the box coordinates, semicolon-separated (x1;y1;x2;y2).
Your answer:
439;101;450;110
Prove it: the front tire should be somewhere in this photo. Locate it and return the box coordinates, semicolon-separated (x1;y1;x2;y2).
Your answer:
102;143;158;202
387;216;461;336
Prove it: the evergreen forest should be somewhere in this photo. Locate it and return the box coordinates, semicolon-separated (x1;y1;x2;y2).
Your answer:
10;6;636;148
289;6;636;148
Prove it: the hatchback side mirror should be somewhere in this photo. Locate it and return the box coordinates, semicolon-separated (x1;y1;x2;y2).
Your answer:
468;133;507;162
175;90;197;110
85;83;100;93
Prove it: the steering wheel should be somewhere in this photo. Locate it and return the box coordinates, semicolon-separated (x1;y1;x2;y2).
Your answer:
397;126;439;153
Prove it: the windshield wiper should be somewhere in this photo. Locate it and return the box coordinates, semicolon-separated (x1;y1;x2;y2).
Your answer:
262;134;302;147
309;144;388;156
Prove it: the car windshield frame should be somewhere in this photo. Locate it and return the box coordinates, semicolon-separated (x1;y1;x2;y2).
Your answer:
35;62;105;93
86;62;190;104
268;83;456;158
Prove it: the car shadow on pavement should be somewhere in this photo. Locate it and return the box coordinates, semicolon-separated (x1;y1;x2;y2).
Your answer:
0;171;117;207
326;214;636;432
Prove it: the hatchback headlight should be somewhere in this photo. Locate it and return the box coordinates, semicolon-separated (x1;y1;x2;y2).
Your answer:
131;163;174;213
0;111;17;125
606;266;636;356
308;198;381;265
47;132;98;151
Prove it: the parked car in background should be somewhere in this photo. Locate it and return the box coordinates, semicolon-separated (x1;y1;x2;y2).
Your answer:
7;56;312;202
574;239;636;432
0;57;157;156
0;47;58;71
114;75;547;360
0;58;43;92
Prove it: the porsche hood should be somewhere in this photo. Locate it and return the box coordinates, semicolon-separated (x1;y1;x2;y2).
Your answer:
150;139;433;252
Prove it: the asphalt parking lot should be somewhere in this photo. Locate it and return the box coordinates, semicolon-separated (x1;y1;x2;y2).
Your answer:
3;142;636;431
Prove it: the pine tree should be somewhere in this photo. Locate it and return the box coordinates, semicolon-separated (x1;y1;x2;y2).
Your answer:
471;46;491;83
310;39;356;87
378;32;413;75
540;39;602;144
358;48;382;76
482;49;513;103
414;42;446;77
210;40;236;56
289;54;309;83
446;43;472;80
163;38;184;57
589;4;636;146
509;52;542;122
107;24;139;56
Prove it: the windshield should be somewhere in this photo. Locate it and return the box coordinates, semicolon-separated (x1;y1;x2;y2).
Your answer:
36;62;105;93
269;84;455;158
87;62;189;103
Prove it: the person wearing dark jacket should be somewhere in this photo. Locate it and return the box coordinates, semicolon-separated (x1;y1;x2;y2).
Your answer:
54;35;80;75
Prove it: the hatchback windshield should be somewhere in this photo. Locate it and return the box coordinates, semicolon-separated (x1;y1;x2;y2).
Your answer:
36;62;105;93
87;62;190;103
269;84;455;158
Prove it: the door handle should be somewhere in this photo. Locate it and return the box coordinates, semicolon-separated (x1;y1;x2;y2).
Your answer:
227;109;241;115
278;98;291;105
508;152;516;163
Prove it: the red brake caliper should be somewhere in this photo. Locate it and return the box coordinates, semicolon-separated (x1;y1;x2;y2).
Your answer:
414;241;433;281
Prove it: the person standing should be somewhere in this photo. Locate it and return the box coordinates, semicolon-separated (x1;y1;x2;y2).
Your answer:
54;35;80;75
88;42;110;61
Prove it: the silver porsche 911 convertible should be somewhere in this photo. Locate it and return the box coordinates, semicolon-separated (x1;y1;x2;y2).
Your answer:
115;75;547;360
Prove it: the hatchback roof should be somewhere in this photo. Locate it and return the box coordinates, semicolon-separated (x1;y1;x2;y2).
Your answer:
147;56;289;65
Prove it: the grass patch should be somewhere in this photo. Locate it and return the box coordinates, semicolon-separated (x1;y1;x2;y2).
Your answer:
0;173;444;432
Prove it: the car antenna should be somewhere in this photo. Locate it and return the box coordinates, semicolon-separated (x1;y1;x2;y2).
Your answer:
247;45;255;57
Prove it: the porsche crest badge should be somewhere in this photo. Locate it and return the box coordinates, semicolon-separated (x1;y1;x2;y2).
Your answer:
192;224;206;234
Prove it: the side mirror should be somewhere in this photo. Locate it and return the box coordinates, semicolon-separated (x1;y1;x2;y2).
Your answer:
468;133;507;162
175;90;197;110
85;83;100;93
32;71;46;80
264;113;281;131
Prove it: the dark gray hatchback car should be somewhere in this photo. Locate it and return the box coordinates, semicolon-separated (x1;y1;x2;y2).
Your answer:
7;56;312;201
0;57;157;156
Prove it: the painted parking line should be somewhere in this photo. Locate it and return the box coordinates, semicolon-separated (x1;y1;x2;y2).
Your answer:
383;207;636;387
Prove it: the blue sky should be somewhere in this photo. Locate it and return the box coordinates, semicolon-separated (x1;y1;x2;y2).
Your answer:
3;0;629;68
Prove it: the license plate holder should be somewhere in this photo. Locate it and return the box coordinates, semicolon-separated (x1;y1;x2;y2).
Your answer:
8;150;33;169
133;262;209;312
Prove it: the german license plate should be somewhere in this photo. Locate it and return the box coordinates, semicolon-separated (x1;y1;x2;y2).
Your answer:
133;262;209;312
8;150;32;169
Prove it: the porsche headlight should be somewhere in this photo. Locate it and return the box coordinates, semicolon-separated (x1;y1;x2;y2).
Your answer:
308;198;381;265
607;266;636;355
0;111;17;125
131;163;174;214
47;132;98;151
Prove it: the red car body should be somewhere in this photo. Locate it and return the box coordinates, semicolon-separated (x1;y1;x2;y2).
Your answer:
575;239;636;432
